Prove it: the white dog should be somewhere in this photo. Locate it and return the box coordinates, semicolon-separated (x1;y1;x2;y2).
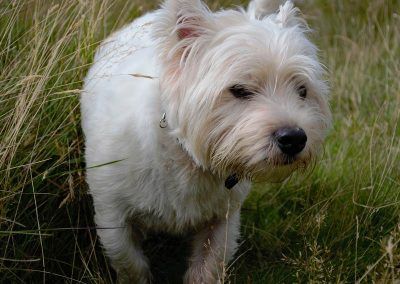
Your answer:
81;0;331;282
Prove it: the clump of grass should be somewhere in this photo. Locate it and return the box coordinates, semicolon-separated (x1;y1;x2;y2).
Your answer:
0;0;150;282
0;0;399;283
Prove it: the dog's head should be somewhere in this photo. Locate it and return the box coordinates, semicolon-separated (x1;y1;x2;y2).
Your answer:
155;0;331;181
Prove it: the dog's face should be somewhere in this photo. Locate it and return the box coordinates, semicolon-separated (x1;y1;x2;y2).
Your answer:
155;0;331;181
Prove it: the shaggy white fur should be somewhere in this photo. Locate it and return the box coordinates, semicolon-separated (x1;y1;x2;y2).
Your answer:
81;0;331;282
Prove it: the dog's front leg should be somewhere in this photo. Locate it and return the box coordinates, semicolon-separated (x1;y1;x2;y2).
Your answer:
184;210;241;284
94;207;151;284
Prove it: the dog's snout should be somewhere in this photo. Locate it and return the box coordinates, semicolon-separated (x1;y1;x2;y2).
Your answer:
274;127;307;156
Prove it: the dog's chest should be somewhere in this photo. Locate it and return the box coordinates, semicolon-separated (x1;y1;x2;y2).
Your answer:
140;161;251;233
137;145;249;232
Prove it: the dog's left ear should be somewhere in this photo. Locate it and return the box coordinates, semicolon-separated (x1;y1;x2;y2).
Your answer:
275;1;305;28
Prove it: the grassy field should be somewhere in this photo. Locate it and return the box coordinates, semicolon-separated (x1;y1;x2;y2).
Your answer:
1;0;399;283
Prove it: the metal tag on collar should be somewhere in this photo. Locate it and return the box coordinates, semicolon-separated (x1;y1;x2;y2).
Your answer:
225;174;239;190
159;112;167;128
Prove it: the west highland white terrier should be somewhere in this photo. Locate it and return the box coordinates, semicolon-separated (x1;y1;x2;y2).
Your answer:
81;0;331;282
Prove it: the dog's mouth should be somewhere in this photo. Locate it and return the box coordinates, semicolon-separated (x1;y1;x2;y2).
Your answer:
272;150;313;173
282;154;296;165
225;154;309;184
211;143;313;183
269;152;303;167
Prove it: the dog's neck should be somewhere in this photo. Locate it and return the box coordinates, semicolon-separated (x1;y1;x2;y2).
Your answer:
159;112;239;190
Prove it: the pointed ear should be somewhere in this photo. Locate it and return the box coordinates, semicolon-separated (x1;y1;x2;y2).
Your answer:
275;1;305;28
174;1;210;40
247;0;284;19
156;0;213;47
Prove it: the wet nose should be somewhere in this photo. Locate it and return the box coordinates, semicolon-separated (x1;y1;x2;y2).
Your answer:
274;127;307;156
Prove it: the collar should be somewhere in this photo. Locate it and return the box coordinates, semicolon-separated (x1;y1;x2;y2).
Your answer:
160;112;239;190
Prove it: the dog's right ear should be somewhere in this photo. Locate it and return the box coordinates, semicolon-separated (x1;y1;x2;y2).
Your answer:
170;0;211;41
155;0;214;62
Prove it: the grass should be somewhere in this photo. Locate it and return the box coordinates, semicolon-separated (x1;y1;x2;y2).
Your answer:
0;0;399;283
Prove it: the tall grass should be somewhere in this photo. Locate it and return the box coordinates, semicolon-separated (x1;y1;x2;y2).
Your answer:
0;0;399;283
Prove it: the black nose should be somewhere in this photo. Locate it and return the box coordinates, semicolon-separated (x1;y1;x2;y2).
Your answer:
274;127;307;156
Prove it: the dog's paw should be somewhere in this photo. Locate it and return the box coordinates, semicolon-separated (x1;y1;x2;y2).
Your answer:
117;268;152;284
183;263;222;284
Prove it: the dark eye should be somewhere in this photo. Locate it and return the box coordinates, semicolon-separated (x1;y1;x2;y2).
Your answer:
298;85;307;99
229;84;253;99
